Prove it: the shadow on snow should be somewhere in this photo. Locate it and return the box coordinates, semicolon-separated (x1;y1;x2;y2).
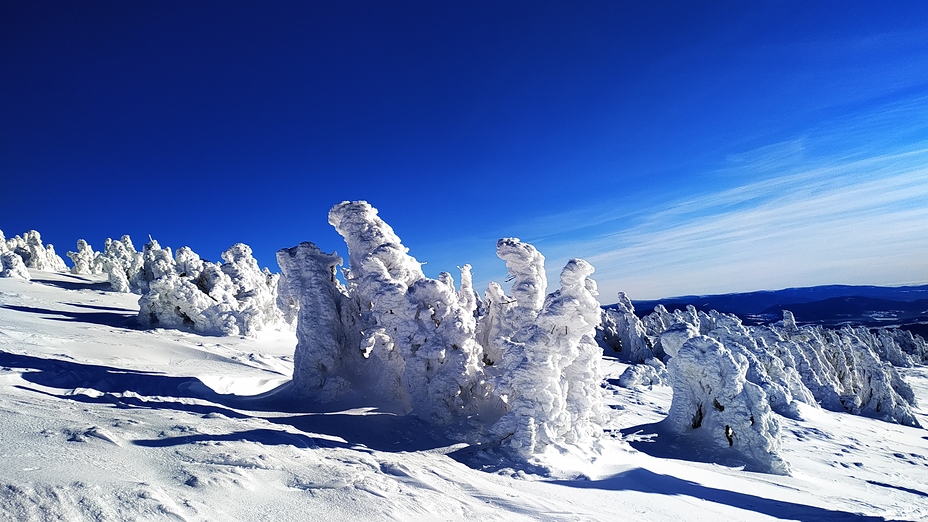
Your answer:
1;304;139;330
551;467;890;522
0;350;454;454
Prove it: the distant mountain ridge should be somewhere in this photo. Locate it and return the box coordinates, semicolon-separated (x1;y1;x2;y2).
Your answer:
627;284;928;335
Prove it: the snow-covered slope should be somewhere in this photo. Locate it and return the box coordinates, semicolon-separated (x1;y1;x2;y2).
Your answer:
1;271;926;521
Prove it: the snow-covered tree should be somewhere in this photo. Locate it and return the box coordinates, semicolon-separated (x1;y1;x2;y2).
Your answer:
486;256;605;460
2;230;68;273
67;239;102;275
98;236;144;293
137;241;284;336
282;201;607;465
278;242;359;402
597;292;655;362
665;336;790;475
327;201;484;424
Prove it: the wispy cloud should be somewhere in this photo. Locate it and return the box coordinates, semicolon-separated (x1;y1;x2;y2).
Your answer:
581;146;928;300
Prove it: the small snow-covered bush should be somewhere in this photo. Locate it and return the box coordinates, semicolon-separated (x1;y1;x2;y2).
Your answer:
618;358;667;388
67;239;101;275
665;336;790;475
1;251;30;279
98;236;144;293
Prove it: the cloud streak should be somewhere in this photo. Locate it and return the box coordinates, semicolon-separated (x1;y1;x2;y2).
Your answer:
539;143;928;301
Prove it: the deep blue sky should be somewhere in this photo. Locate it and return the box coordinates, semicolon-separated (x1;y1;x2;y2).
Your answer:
3;2;928;299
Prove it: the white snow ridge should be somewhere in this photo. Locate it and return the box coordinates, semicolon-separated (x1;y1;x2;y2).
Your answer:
1;206;927;521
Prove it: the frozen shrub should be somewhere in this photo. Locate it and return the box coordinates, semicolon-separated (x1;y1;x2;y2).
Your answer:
665;336;790;475
773;320;920;427
618;357;668;388
137;241;284;336
98;236;144;293
1;251;30;279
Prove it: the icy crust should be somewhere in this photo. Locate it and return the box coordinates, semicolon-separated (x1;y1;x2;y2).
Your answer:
137;241;284;336
285;201;605;463
0;229;68;276
606;302;922;427
664;336;790;475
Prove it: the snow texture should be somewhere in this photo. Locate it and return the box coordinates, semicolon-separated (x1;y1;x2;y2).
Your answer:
665;335;790;475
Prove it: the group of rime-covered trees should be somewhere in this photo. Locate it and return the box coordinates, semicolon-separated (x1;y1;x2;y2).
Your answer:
603;296;924;474
4;201;925;472
279;201;606;462
1;228;283;337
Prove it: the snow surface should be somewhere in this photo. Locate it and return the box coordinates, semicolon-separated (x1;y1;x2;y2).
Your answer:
2;270;927;521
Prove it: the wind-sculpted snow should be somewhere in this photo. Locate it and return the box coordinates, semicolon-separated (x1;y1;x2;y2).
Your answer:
665;336;791;475
137;240;283;336
285;201;605;464
1;230;68;274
